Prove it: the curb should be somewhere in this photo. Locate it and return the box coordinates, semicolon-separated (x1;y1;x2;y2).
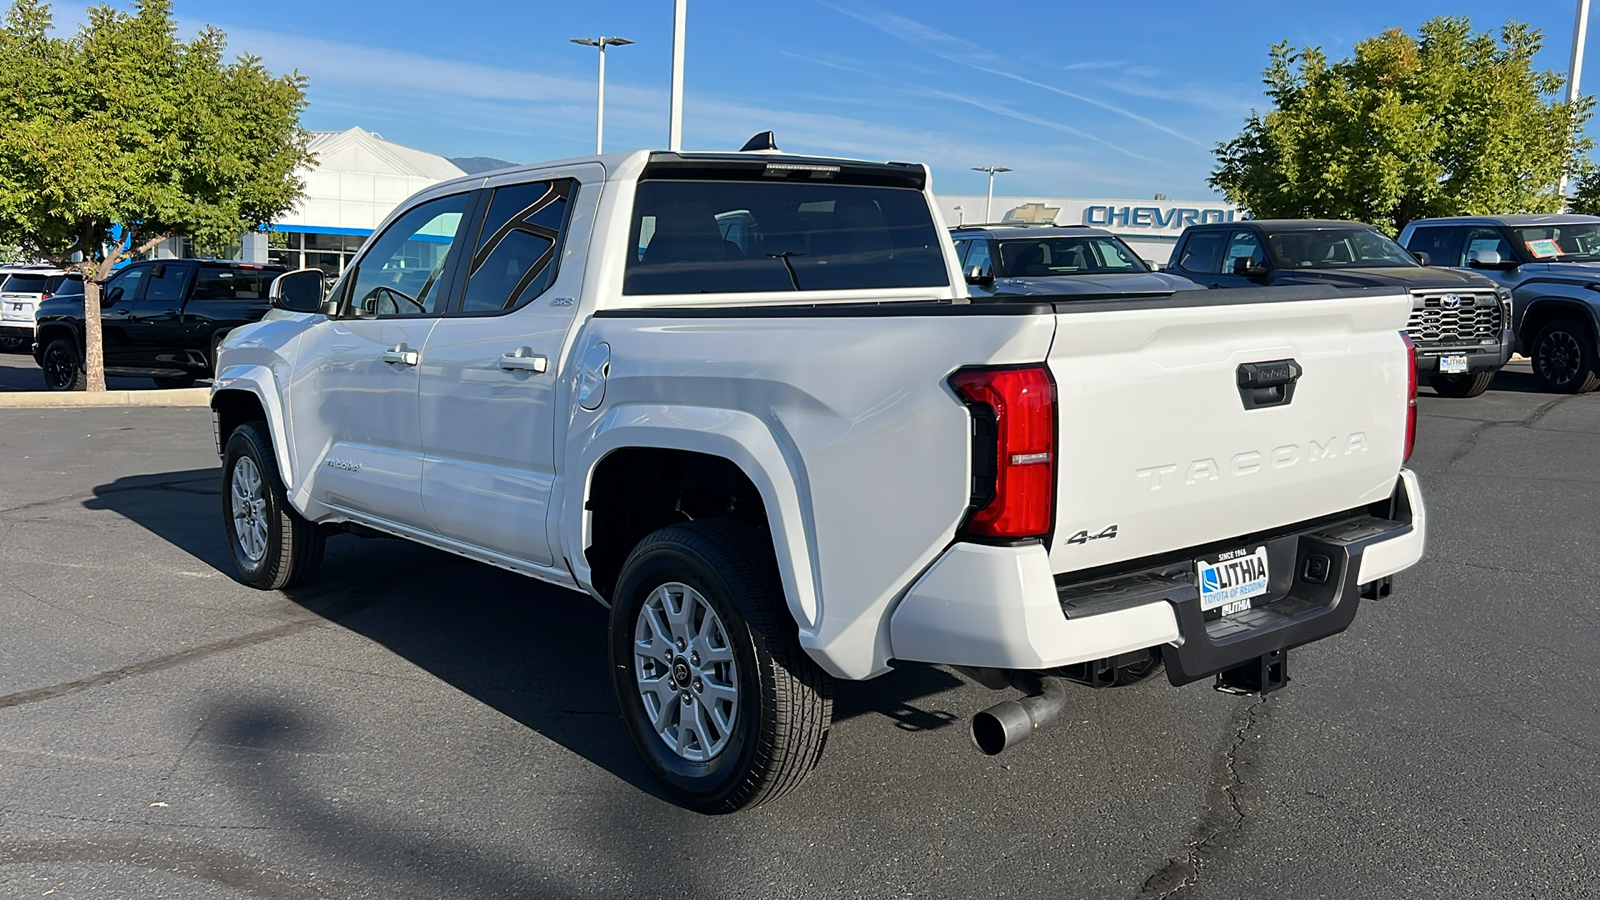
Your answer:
0;388;210;408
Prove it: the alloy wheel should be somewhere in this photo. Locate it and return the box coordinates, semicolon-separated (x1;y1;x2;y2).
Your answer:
230;456;269;565
1537;329;1582;386
632;581;740;762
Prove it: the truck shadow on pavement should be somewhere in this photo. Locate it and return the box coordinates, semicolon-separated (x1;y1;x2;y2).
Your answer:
85;468;970;794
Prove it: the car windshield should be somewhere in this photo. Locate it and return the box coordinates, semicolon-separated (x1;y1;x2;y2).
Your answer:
995;236;1148;276
1508;223;1600;262
1266;229;1417;269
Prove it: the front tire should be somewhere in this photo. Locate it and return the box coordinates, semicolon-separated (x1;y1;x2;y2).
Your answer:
221;422;325;590
40;338;86;391
1530;318;1600;393
1427;369;1495;398
609;520;833;814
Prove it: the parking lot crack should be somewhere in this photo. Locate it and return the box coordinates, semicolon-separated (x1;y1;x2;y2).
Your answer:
1447;395;1579;468
1135;695;1269;900
0;619;321;712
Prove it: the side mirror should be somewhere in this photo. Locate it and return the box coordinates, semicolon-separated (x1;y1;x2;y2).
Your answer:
1411;250;1431;267
269;268;327;313
1467;248;1515;270
102;285;123;306
1232;255;1268;277
965;264;994;286
1142;259;1158;270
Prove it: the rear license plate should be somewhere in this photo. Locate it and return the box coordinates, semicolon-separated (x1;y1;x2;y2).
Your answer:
1197;546;1270;616
1440;355;1469;374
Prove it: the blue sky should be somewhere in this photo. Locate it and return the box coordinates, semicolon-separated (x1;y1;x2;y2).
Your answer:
47;1;1600;199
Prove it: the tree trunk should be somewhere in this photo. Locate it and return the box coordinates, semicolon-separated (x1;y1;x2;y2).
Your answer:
82;257;119;392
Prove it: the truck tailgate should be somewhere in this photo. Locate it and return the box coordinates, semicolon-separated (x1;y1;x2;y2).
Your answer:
1046;287;1412;575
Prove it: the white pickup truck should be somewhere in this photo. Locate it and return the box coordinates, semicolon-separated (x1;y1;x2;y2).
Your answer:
212;145;1426;813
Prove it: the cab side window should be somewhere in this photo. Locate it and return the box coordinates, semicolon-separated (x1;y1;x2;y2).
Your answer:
102;266;148;303
1176;231;1225;274
1222;230;1264;272
346;193;470;317
964;239;993;277
143;263;189;304
459;179;576;314
1404;226;1463;266
1461;227;1513;265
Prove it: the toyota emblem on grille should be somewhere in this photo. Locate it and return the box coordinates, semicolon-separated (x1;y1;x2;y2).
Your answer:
1441;294;1462;309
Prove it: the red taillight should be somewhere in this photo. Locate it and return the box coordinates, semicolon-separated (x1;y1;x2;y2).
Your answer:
1401;332;1417;462
951;365;1056;539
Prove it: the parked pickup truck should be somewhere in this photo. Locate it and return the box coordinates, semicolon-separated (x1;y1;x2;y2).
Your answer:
211;146;1427;813
1399;214;1600;393
33;258;285;390
1167;219;1512;398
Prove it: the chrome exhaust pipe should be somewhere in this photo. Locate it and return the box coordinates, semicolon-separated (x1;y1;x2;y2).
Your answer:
971;675;1068;756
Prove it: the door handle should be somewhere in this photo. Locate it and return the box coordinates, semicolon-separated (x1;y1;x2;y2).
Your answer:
499;349;548;373
381;344;419;366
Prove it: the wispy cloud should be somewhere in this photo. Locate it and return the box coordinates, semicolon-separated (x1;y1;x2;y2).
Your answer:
822;3;1209;148
924;90;1162;164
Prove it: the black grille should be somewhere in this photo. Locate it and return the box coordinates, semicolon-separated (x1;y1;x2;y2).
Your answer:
1407;292;1503;346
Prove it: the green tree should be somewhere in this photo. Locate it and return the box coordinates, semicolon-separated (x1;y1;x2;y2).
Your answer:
1212;17;1592;234
0;0;311;390
1568;164;1600;215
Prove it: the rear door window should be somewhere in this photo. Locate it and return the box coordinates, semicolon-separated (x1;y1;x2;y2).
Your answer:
458;179;576;314
624;180;948;295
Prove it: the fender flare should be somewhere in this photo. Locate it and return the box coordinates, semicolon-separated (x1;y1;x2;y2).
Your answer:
210;366;295;491
566;403;822;634
1519;295;1600;343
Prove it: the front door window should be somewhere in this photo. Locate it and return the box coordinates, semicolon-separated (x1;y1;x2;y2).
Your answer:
345;194;470;317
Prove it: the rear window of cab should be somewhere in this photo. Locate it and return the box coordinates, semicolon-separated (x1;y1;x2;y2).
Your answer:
624;180;948;295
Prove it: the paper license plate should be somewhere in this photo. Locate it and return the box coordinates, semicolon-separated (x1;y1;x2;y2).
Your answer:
1440;355;1469;374
1197;546;1270;615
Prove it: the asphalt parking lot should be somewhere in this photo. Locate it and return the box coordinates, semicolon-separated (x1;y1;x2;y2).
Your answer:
0;361;1595;899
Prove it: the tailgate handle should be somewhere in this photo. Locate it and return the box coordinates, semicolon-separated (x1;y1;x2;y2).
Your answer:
1237;359;1302;410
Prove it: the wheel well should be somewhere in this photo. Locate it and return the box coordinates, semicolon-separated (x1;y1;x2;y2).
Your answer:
1522;301;1597;348
34;323;78;355
211;390;267;456
586;448;769;600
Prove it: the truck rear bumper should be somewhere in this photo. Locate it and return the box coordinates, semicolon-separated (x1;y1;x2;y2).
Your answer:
889;470;1425;675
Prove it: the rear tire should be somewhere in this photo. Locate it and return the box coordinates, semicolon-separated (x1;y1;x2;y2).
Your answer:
1530;318;1600;393
1427;369;1495;398
221;422;325;590
40;338;86;391
0;334;27;353
609;520;833;814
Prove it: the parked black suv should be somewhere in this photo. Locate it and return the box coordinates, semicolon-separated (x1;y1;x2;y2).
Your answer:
1166;220;1513;397
33;259;286;390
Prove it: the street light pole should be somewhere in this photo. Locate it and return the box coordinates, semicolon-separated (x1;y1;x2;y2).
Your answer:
669;0;686;150
1562;0;1591;195
971;166;1012;223
571;36;634;154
